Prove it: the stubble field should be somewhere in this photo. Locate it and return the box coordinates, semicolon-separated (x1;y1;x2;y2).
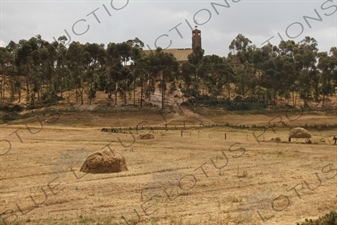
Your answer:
0;108;337;225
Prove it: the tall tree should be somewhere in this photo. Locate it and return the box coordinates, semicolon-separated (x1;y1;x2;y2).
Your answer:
83;42;106;104
134;55;151;107
228;34;257;97
317;51;335;106
0;47;14;105
296;37;319;105
67;41;86;105
150;48;179;109
202;55;233;99
181;45;205;97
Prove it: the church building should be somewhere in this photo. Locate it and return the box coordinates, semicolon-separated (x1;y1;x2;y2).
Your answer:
144;26;202;63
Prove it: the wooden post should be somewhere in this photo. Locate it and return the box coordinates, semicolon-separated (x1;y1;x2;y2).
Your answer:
181;130;183;137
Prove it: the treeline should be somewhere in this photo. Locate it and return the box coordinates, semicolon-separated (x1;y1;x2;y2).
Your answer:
0;34;336;111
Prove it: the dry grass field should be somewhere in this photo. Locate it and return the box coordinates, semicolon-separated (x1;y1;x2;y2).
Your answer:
0;107;337;225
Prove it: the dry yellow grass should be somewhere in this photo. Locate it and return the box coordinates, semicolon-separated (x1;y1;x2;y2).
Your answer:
0;109;336;225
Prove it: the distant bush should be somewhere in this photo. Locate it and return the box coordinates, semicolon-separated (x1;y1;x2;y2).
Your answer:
2;112;20;122
42;91;63;104
297;211;337;225
182;95;268;111
0;104;24;112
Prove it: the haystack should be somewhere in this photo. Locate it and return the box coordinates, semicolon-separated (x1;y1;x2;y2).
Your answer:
80;149;128;173
288;127;311;142
139;133;155;140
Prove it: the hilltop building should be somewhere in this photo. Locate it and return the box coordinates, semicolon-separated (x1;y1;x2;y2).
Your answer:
144;26;202;63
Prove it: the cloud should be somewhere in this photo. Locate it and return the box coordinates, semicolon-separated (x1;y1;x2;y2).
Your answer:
0;40;6;48
1;0;336;56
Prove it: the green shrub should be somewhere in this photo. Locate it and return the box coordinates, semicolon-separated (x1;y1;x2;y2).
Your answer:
0;104;24;112
2;112;20;122
297;211;337;225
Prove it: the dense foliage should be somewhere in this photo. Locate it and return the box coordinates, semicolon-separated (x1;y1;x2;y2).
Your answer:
0;34;336;111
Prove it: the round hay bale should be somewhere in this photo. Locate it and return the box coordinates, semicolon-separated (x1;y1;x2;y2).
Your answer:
80;149;128;174
288;127;311;142
139;133;155;140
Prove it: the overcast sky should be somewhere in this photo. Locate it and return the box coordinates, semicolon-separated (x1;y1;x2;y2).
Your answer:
1;0;336;57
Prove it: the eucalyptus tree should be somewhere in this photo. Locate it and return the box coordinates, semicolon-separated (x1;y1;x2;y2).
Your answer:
67;41;86;104
30;35;47;105
202;54;233;100
317;51;335;106
330;47;337;86
83;42;106;104
109;62;122;106
277;40;300;105
149;48;179;109
228;34;257;97
180;61;197;97
5;41;21;102
54;36;69;99
295;37;319;103
134;54;151;107
180;45;205;97
106;42;134;106
260;53;296;105
15;37;41;105
126;38;144;105
40;38;59;104
0;47;14;105
118;66;134;105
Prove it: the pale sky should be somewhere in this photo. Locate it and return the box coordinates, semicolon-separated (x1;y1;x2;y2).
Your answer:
1;0;336;57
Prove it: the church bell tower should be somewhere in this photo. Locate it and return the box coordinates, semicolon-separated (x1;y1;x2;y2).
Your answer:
192;26;201;49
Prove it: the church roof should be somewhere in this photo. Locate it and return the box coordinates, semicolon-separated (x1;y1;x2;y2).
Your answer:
143;48;193;62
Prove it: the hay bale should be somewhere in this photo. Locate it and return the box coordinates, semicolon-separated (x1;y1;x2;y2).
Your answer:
139;133;155;140
288;127;311;142
80;149;128;174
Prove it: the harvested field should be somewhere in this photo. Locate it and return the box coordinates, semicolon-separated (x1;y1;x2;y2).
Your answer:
0;109;336;225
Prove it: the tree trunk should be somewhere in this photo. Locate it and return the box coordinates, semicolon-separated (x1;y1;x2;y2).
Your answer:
2;73;5;105
18;87;21;103
31;92;35;107
114;87;117;107
89;76;93;105
133;80;136;106
26;80;30;104
227;84;231;99
161;79;165;109
140;78;143;108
